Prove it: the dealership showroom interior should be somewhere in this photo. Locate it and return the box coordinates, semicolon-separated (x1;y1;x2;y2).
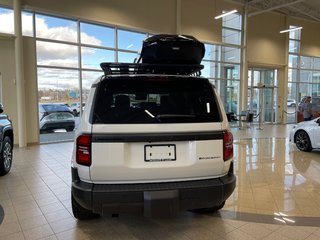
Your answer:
1;0;320;239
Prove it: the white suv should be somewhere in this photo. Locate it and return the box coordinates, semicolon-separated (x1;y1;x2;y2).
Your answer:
71;63;236;219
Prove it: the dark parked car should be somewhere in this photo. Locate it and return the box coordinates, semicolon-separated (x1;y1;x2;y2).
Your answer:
39;103;75;133
0;103;14;176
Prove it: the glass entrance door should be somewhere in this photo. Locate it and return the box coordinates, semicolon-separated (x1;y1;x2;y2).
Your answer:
248;68;278;124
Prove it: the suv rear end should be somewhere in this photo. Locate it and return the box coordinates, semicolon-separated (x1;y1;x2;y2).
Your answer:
39;103;75;133
71;63;236;219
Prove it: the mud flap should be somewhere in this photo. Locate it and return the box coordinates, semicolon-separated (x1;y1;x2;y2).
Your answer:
143;190;179;218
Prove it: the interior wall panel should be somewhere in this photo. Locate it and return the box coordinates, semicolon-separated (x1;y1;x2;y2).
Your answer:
0;38;18;144
289;18;320;57
23;37;39;144
22;0;177;34
181;0;241;43
247;12;287;66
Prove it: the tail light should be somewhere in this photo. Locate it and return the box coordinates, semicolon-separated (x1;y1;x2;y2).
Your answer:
76;134;91;166
223;131;233;161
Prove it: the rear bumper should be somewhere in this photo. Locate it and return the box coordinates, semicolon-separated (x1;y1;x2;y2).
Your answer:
72;167;236;217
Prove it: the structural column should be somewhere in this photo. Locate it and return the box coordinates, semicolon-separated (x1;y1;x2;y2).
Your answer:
14;0;27;147
281;16;290;124
240;5;248;112
176;0;181;34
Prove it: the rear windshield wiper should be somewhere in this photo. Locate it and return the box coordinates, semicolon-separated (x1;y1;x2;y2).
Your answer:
156;114;196;120
144;110;196;122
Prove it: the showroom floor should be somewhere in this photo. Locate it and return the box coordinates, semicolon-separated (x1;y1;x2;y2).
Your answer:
1;124;320;240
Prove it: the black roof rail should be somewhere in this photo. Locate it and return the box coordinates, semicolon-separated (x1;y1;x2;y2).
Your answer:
100;62;203;77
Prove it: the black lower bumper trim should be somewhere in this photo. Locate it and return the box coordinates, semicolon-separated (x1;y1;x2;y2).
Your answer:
71;168;236;217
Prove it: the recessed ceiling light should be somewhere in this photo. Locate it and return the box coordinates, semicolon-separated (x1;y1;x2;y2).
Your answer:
214;10;238;20
280;26;302;33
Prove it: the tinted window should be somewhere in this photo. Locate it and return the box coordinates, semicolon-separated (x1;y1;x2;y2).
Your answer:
92;77;221;124
0;7;14;34
81;47;115;69
80;22;114;47
22;11;33;37
36;14;77;43
117;30;146;51
36;41;78;67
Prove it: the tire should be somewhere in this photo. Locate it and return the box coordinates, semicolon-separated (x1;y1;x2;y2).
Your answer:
71;194;100;220
0;136;13;176
190;201;225;214
295;130;312;152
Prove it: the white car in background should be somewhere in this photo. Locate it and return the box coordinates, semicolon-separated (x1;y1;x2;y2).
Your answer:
290;117;320;151
69;102;81;116
287;99;296;107
69;102;86;116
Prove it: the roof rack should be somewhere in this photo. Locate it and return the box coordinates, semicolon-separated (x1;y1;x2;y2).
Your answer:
100;62;203;77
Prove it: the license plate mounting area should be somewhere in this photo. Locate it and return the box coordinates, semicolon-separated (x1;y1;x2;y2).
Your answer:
144;144;176;162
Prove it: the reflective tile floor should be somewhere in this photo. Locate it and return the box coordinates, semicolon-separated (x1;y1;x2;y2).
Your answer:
1;124;320;240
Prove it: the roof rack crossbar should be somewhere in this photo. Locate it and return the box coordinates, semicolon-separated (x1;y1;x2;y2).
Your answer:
100;62;203;77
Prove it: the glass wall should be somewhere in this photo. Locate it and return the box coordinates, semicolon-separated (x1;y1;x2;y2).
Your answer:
202;12;242;117
33;15;76;141
287;26;320;123
222;12;241;45
0;7;14;34
0;6;243;141
0;7;149;142
33;13;148;141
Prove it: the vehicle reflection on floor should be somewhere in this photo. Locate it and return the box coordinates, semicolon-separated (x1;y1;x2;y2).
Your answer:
225;137;320;219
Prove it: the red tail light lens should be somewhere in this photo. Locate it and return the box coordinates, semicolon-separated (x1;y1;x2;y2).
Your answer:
223;131;233;161
76;134;91;166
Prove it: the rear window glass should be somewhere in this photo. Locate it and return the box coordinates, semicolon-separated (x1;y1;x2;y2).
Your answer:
92;76;221;124
42;104;71;113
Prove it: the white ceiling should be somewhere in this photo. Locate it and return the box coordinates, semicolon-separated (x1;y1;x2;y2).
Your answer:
230;0;320;22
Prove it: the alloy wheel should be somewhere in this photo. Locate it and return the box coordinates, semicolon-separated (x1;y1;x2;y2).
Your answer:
295;131;311;152
3;142;12;170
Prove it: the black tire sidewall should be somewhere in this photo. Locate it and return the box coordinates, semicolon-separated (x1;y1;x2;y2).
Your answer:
0;136;13;175
295;131;312;152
